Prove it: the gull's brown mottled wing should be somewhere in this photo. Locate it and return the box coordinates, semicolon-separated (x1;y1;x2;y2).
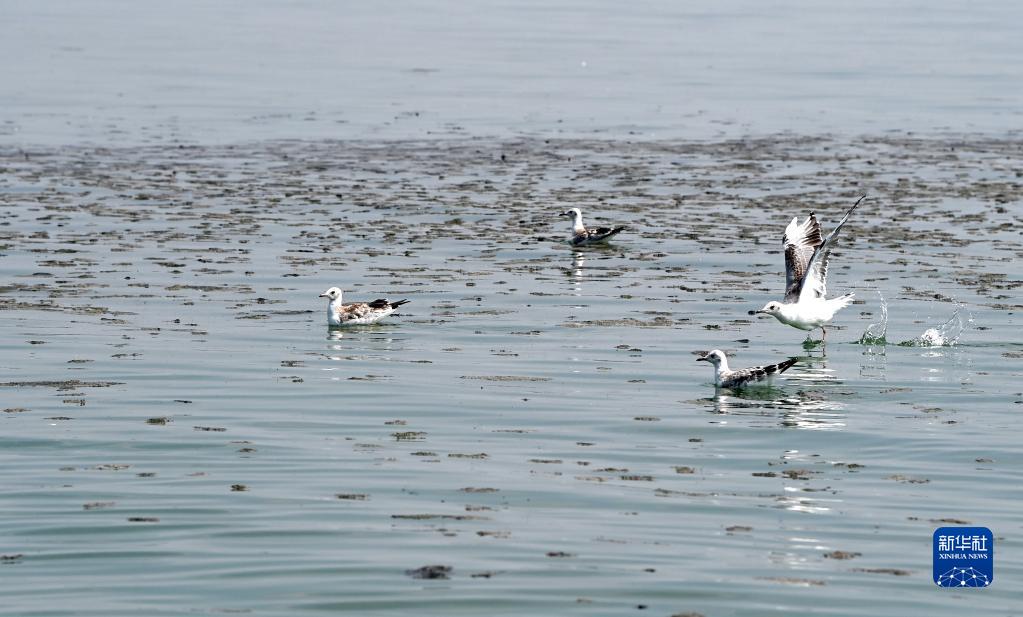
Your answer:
573;226;625;245
783;213;823;303
720;358;798;389
340;302;374;320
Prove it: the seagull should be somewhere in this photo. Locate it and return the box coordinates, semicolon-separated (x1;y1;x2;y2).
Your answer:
752;195;866;341
697;349;797;389
319;287;410;327
560;207;625;246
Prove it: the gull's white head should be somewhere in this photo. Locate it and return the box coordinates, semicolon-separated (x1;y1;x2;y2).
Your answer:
319;287;342;301
696;349;728;367
560;207;584;232
754;301;784;317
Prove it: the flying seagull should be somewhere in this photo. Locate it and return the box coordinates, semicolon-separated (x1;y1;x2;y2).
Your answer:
319;287;410;326
752;195;866;341
697;349;797;389
560;207;625;246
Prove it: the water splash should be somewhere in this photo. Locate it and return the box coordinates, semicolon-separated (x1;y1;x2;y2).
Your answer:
899;302;973;347
857;290;888;345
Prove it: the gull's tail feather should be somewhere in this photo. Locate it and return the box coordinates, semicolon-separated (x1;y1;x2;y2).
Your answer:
367;298;411;310
834;292;855;307
769;358;798;375
828;292;855;314
607;226;626;238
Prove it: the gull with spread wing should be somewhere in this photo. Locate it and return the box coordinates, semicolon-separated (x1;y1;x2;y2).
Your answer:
752;195;866;341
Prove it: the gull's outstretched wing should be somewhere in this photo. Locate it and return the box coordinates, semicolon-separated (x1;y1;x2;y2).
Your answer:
797;195;866;303
783;213;823;303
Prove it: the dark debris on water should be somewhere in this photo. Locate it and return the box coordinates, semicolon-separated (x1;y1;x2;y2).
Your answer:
405;564;452;580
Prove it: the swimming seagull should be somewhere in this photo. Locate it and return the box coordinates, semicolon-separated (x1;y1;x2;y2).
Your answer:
560;207;625;246
319;287;410;326
752;195;866;341
697;349;797;389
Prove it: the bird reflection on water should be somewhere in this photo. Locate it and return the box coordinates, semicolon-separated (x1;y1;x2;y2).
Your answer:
564;247;619;296
324;326;405;362
569;251;585;296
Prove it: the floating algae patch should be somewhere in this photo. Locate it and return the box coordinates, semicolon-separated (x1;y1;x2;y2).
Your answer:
392;431;427;441
237;310;315;320
460;375;551;382
561;316;673;328
0;380;121;390
391;514;487;521
0;299;128;317
405;564;452;580
165;284;254;293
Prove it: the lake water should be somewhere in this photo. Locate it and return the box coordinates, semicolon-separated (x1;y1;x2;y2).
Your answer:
1;2;1021;617
2;0;1022;144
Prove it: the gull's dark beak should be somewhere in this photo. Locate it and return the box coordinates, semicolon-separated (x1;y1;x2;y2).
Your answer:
319;292;329;298
696;356;709;362
751;309;769;315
